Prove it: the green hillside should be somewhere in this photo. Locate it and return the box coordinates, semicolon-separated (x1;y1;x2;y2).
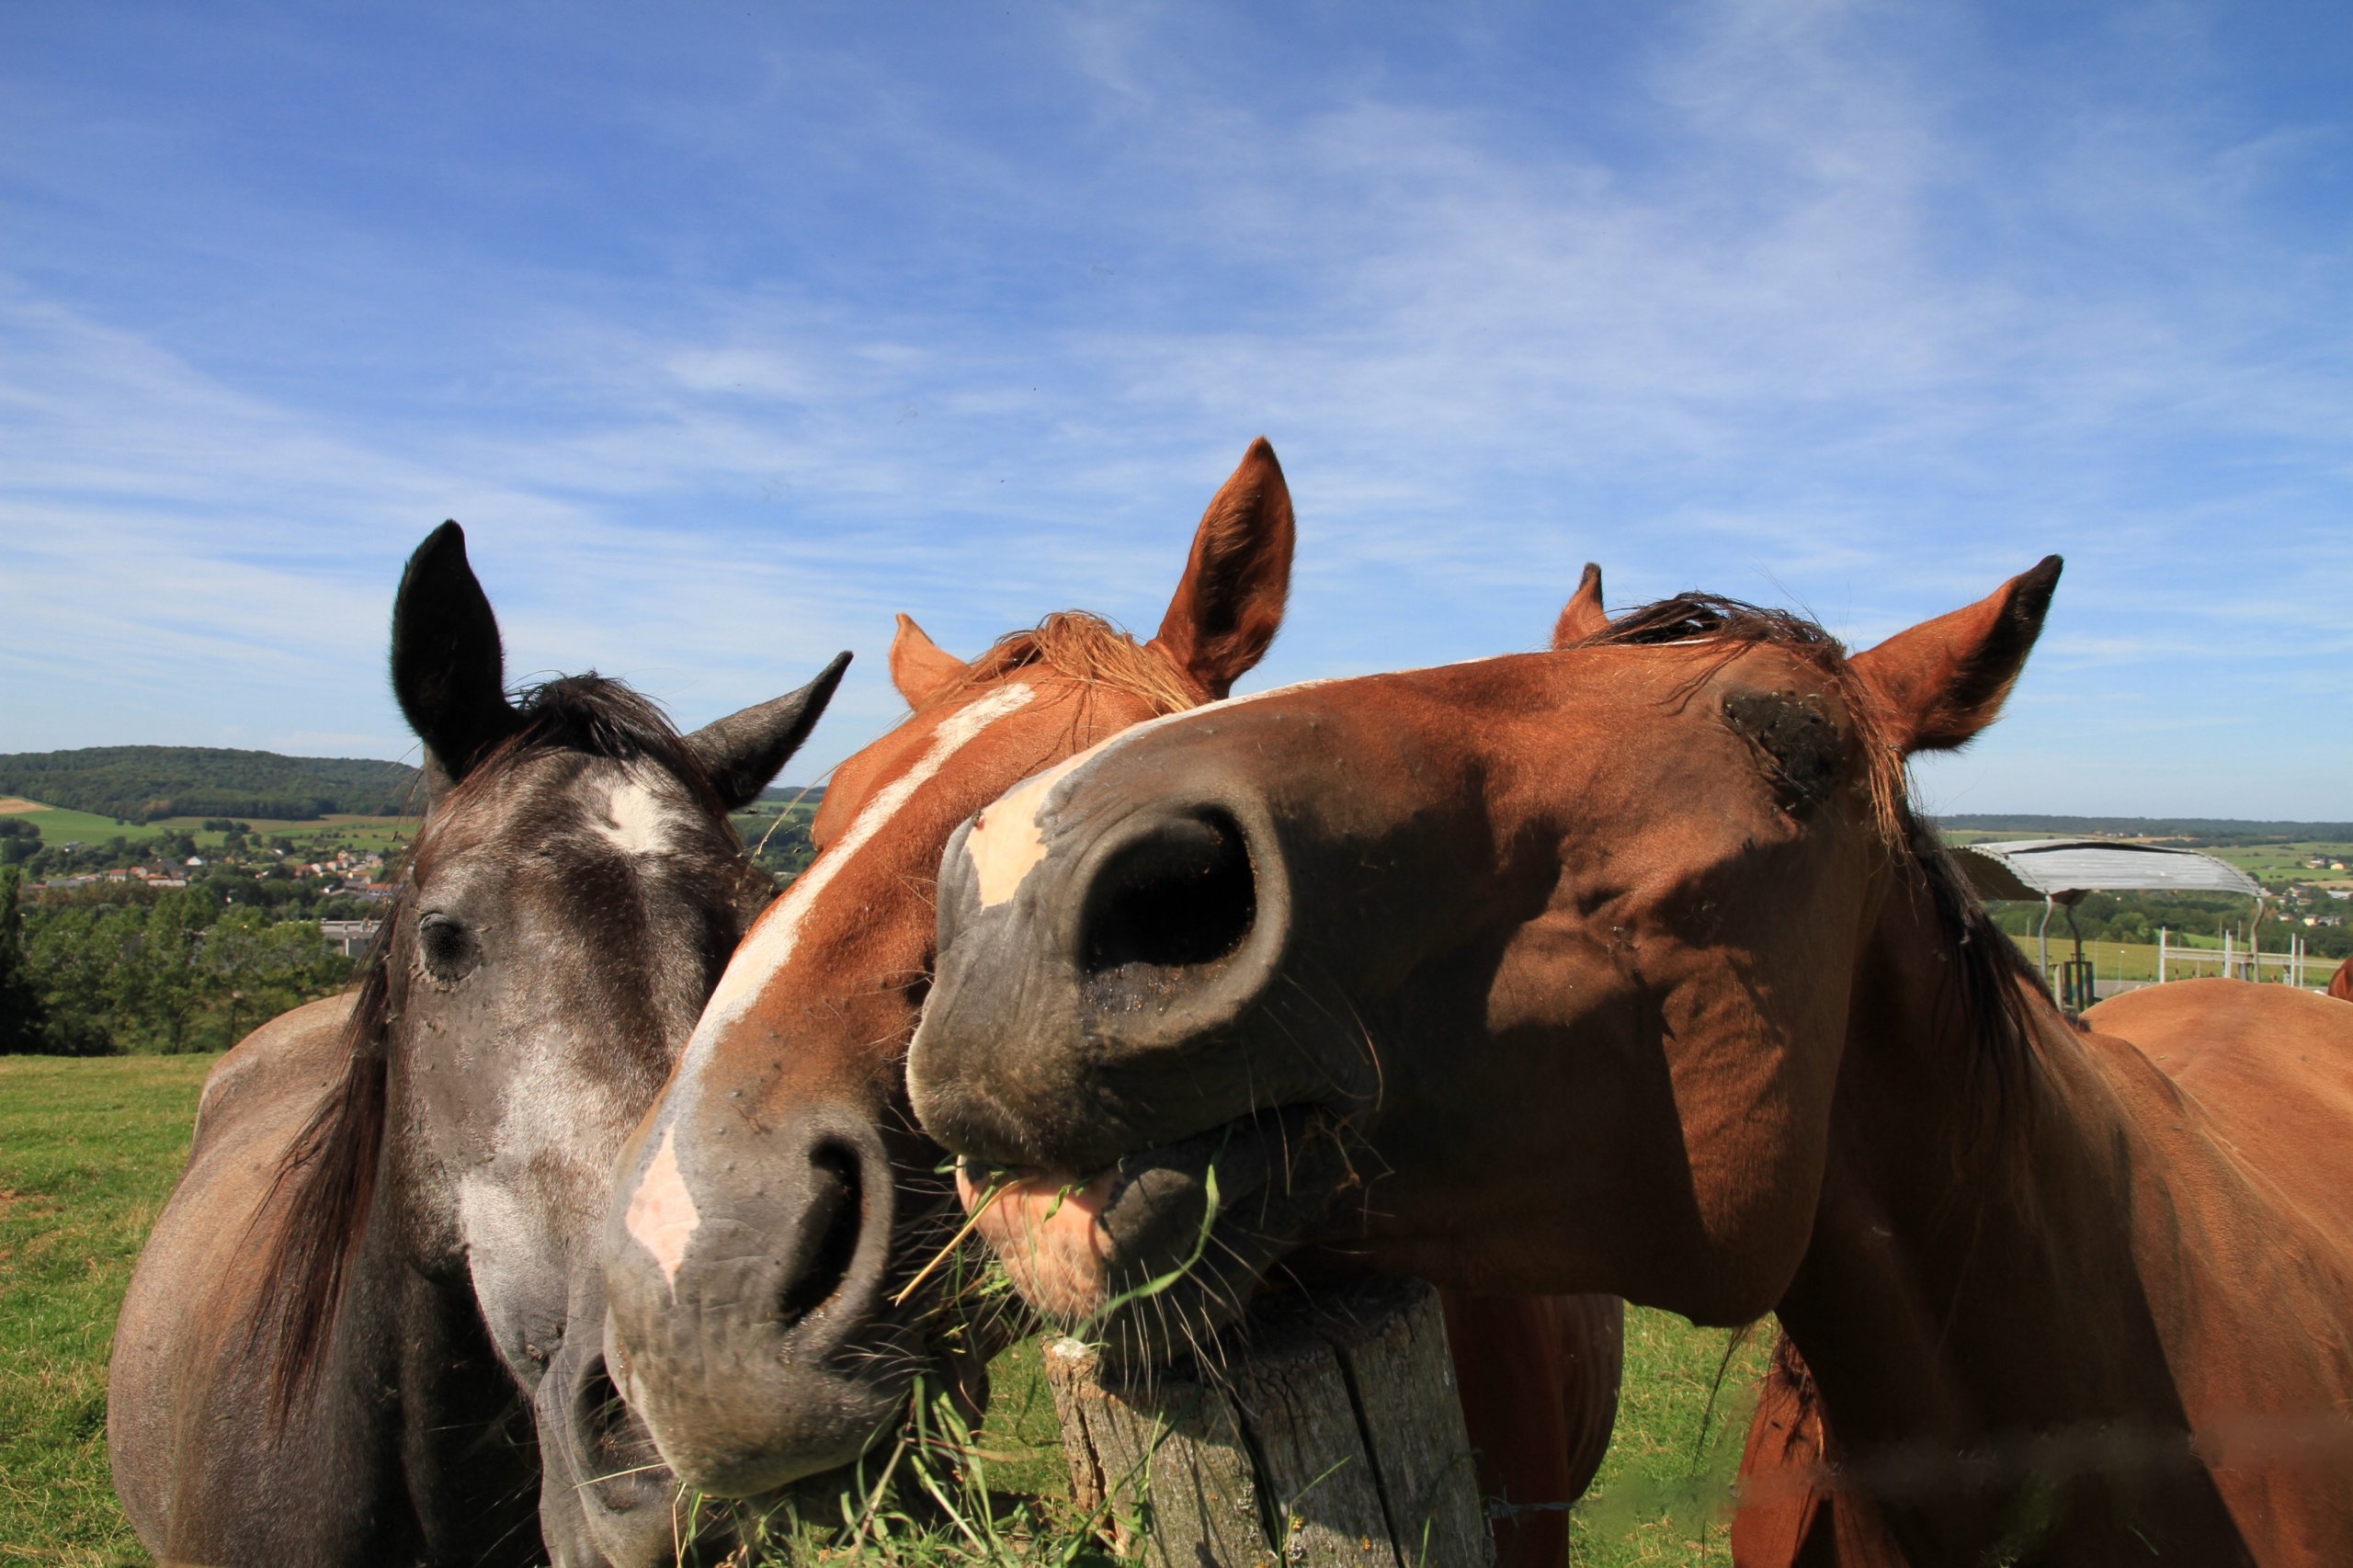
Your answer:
0;746;418;824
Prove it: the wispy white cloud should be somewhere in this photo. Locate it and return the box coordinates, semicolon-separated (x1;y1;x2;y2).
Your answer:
0;0;2345;814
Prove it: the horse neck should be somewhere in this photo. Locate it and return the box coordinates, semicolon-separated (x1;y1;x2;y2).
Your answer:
1771;865;2261;1560
292;1154;539;1560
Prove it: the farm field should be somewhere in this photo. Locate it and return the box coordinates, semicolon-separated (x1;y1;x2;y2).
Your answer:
1947;830;2353;893
0;1053;1768;1566
2208;842;2353;891
2002;934;2341;988
2;802;414;855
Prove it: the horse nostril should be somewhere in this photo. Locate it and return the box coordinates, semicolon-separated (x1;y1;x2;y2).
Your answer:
1082;810;1256;980
777;1142;864;1328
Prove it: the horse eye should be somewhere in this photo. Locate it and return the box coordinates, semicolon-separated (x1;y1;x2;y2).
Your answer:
417;912;482;983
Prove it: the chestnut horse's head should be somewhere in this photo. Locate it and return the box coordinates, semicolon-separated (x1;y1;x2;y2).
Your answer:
600;440;1294;1494
909;559;2061;1355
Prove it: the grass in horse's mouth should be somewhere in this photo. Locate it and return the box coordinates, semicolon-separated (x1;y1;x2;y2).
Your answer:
931;1104;1357;1360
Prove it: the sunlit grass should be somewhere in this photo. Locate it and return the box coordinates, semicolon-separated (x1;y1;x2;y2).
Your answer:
0;1051;216;1566
1569;1313;1769;1568
6;1055;1770;1566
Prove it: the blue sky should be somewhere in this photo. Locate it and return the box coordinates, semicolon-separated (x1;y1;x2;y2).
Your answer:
2;2;2346;816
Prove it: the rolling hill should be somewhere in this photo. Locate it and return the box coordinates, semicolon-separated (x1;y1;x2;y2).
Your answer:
0;747;421;824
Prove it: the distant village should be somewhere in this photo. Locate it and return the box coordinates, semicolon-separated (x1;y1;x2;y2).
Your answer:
10;825;399;960
28;843;392;900
2288;856;2353;928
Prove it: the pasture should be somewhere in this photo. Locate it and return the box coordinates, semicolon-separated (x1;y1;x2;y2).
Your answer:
3;803;412;855
2214;841;2353;891
0;1052;211;1567
1948;830;2353;894
0;1052;1767;1566
2006;935;2342;988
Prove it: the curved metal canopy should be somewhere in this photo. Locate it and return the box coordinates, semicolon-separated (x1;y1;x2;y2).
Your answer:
1953;838;2264;904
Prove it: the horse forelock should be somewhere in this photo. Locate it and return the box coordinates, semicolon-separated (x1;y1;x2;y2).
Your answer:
251;672;740;1421
951;611;1204;717
477;674;733;828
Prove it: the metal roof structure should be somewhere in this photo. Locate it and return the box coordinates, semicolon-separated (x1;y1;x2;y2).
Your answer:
1953;838;2265;904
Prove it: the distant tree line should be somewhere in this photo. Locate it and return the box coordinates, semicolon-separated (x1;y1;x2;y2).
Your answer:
0;745;419;824
1941;814;2353;846
0;868;357;1055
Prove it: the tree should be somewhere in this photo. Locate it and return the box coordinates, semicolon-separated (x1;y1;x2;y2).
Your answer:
0;868;52;1053
138;892;209;1052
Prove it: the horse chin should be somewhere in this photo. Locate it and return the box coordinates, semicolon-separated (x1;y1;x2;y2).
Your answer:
536;1324;701;1566
961;1103;1357;1366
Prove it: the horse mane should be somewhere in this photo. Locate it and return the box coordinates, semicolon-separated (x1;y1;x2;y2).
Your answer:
952;610;1204;716
251;675;729;1420
1571;595;2044;1106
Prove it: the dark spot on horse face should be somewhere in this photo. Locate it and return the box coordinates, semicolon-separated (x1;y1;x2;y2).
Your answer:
416;911;483;985
1721;689;1842;816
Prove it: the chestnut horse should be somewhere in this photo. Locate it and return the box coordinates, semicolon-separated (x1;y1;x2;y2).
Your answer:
109;523;846;1567
912;558;2353;1564
1733;958;2353;1564
601;440;1620;1564
1732;968;2353;1567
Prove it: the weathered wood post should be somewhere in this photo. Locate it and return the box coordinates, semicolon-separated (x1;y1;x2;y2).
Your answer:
1043;1278;1494;1568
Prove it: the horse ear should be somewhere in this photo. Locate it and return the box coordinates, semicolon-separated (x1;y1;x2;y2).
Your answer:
687;651;852;812
1147;437;1295;700
1551;562;1607;648
1850;556;2063;755
391;522;518;787
891;614;970;709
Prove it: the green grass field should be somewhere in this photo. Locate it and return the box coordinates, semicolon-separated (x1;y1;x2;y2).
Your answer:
0;1053;215;1567
3;803;413;855
1999;933;2340;988
1948;832;2353;894
0;1054;1766;1565
2205;841;2353;889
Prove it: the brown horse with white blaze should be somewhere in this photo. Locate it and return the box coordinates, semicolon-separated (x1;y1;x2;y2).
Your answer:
601;440;1621;1563
912;557;2353;1565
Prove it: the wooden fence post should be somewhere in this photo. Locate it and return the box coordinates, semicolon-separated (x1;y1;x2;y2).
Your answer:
1043;1278;1495;1568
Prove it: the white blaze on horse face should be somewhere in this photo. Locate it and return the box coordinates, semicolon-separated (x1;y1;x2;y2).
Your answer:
598;771;680;857
665;680;1042;1092
961;677;1342;907
967;751;1091;906
620;682;1042;1256
624;1126;700;1292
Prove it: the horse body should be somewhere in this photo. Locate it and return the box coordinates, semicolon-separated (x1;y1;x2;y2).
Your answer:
911;561;2353;1564
108;523;846;1566
1770;920;2353;1562
601;441;1619;1562
1735;978;2353;1567
111;995;529;1563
